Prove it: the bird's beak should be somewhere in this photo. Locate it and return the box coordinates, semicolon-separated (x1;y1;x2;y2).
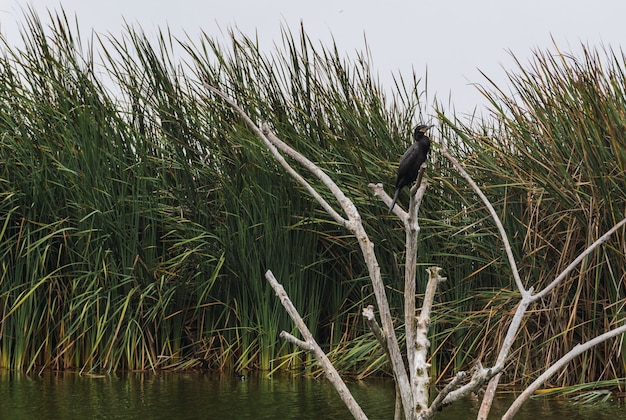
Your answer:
420;125;434;133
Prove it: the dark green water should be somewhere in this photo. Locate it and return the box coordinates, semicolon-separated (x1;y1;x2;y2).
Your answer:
1;370;624;419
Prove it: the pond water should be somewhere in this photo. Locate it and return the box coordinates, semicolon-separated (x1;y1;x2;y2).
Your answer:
0;369;623;419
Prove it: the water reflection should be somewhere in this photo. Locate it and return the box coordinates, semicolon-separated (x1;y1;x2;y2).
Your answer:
0;370;623;419
0;371;394;419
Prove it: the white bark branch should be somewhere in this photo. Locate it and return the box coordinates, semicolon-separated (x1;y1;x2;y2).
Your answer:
352;218;415;416
441;142;626;419
206;84;414;417
368;183;392;208
532;216;626;301
440;362;501;406
263;126;353;226
371;167;431;418
371;165;431;418
440;148;525;294
503;322;626;419
413;267;446;413
362;305;387;350
405;170;428;392
418;371;467;419
205;84;348;226
266;270;368;420
363;304;406;419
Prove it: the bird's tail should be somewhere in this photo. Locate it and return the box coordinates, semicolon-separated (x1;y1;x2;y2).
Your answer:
388;188;400;213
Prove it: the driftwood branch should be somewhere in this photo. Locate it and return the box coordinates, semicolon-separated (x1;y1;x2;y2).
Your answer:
205;84;348;227
362;305;387;351
266;270;367;420
363;304;403;420
418;371;467;419
477;216;626;418
532;217;626;301
440;361;501;406
280;331;312;350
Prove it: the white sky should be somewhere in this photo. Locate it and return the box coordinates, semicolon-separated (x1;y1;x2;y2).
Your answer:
1;0;625;116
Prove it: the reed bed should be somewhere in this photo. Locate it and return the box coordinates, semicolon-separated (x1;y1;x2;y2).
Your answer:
0;9;625;391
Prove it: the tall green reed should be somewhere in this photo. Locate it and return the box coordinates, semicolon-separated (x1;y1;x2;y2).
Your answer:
0;10;224;372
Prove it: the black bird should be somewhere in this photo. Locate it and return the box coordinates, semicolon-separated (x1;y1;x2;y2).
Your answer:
389;124;433;213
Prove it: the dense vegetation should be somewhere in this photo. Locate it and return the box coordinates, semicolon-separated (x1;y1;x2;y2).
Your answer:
1;10;624;390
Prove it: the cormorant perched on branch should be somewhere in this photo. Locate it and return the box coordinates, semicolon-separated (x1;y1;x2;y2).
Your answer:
389;124;433;213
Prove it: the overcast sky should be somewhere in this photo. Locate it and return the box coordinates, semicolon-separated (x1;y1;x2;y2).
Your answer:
1;0;625;116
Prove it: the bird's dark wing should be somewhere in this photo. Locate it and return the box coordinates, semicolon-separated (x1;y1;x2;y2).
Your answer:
389;132;431;212
395;143;422;189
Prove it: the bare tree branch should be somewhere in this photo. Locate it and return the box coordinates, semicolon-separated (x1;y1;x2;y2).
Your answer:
372;167;432;417
263;126;356;225
404;170;428;391
441;141;626;419
440;362;501;407
475;298;531;419
418;371;468;419
206;84;414;417
280;331;312;350
205;84;348;226
532;216;626;301
363;304;404;419
440;146;529;419
413;266;446;412
362;305;387;350
368;183;392;207
266;270;368;420
503;322;626;419
440;148;525;294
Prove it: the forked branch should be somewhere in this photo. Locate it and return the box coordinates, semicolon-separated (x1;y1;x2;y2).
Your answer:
206;84;414;417
266;270;367;420
440;138;626;419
